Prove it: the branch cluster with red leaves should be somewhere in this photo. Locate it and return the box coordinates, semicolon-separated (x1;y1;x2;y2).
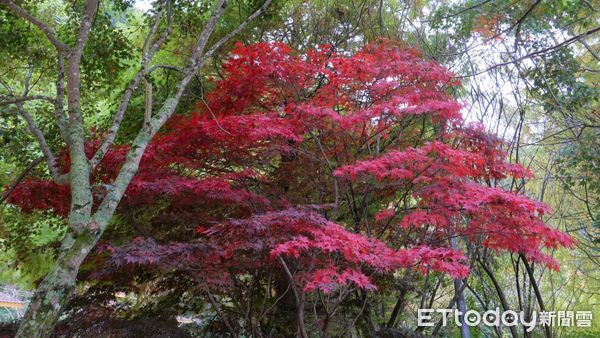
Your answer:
7;40;573;294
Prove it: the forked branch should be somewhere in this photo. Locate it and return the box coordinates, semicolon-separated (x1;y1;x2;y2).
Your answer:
0;0;69;54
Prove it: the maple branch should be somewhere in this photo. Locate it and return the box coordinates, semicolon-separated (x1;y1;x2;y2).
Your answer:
342;291;369;335
431;281;468;336
477;258;519;338
513;0;542;50
277;257;299;302
386;271;414;328
0;157;44;205
307;129;339;218
91;0;173;168
15;103;65;183
54;55;68;140
89;71;144;168
147;64;182;74
196;77;230;135
520;255;552;338
0;95;55;106
203;0;273;58
277;256;308;338
0;0;69;54
206;292;237;336
257;279;292;322
579;38;600;61
72;0;98;61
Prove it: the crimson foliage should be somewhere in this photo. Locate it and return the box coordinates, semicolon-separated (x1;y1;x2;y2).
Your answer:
10;40;572;297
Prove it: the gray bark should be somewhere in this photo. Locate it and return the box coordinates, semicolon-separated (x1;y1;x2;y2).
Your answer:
451;237;471;338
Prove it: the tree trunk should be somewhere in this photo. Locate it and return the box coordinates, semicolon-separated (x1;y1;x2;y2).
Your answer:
387;271;413;327
478;258;519;338
521;255;552;338
17;1;99;334
451;237;470;338
15;228;99;337
454;277;471;338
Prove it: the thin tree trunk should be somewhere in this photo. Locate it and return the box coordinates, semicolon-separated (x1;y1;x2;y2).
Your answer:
277;257;308;338
478;258;519;338
521;255;552;338
451;237;470;338
387;270;413;327
454;277;470;338
431;281;468;336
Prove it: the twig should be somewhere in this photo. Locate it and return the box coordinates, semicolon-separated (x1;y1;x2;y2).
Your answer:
0;157;44;205
457;26;600;78
0;95;55;106
206;291;237;337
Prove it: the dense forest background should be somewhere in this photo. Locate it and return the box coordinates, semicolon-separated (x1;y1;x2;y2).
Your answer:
0;0;598;337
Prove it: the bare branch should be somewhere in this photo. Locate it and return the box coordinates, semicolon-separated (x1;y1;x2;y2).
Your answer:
89;72;144;168
458;26;600;78
426;0;493;21
147;64;182;74
206;292;237;337
72;0;98;60
144;79;153;125
54;55;68;140
378;0;384;36
0;157;44;205
203;0;273;59
15;103;65;183
0;95;55;106
0;0;69;54
277;256;308;338
579;38;600;61
23;61;34;94
514;0;542;51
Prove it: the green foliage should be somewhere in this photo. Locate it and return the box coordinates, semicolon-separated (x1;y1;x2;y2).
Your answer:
0;207;66;289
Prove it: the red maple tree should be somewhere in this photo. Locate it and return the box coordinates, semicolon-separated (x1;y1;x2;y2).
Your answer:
9;40;572;301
